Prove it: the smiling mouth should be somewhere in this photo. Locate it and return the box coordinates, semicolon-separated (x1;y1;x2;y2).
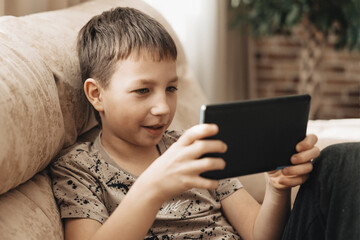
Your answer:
145;125;163;129
143;125;165;136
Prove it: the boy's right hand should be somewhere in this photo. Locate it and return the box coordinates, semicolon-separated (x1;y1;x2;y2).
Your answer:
135;124;227;203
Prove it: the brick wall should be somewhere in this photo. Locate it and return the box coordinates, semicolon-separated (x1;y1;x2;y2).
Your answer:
254;33;360;120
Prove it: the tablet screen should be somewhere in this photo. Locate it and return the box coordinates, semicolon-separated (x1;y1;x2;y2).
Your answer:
200;94;311;179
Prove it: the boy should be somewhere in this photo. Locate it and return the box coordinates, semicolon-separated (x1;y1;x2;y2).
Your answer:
50;7;327;240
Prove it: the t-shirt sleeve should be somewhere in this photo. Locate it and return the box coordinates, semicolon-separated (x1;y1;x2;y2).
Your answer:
50;155;109;224
212;177;243;201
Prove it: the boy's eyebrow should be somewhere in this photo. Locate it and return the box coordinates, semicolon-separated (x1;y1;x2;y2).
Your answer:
134;76;178;84
169;76;178;83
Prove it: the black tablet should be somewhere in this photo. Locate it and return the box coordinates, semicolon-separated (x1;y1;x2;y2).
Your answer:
200;94;311;179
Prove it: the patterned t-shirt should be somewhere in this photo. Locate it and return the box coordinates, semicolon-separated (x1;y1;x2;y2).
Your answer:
50;130;243;239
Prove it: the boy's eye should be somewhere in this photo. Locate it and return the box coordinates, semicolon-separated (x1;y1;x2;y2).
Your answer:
135;88;149;94
167;86;178;93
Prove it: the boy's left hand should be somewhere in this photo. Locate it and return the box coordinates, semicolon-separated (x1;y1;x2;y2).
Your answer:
267;134;320;190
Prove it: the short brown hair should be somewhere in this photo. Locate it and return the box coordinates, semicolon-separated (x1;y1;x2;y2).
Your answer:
76;7;177;123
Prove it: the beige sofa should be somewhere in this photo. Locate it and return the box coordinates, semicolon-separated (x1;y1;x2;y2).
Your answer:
0;0;359;239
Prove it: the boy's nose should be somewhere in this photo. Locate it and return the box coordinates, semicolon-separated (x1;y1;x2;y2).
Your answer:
151;96;170;116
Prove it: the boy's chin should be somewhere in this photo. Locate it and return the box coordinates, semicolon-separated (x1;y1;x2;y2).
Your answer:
139;131;164;145
138;138;162;148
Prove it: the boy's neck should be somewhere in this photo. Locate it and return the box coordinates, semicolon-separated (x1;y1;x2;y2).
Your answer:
100;131;160;177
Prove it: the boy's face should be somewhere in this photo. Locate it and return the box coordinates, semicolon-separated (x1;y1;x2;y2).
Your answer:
98;54;178;148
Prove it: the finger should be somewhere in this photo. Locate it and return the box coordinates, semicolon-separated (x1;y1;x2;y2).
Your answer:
186;139;227;159
178;139;227;159
186;157;226;175
278;174;310;187
185;176;220;190
178;124;219;146
291;146;320;164
296;134;318;152
282;162;313;176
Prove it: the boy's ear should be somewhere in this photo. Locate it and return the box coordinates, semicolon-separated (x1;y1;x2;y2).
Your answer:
83;78;104;112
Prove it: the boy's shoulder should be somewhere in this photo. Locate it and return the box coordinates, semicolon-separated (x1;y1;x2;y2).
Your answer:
164;129;184;141
52;139;99;169
159;130;184;153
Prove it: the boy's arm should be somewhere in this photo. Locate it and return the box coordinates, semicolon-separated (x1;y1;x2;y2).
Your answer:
222;134;320;240
221;182;291;240
65;219;101;239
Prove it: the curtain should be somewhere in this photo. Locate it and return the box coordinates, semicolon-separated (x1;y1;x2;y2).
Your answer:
202;0;255;102
223;1;256;101
0;0;91;16
0;1;3;16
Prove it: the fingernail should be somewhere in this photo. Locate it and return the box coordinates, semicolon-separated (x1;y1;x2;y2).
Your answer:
223;143;228;152
207;123;215;128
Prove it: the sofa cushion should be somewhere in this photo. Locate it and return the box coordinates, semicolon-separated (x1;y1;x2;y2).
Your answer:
0;34;64;194
0;171;63;240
